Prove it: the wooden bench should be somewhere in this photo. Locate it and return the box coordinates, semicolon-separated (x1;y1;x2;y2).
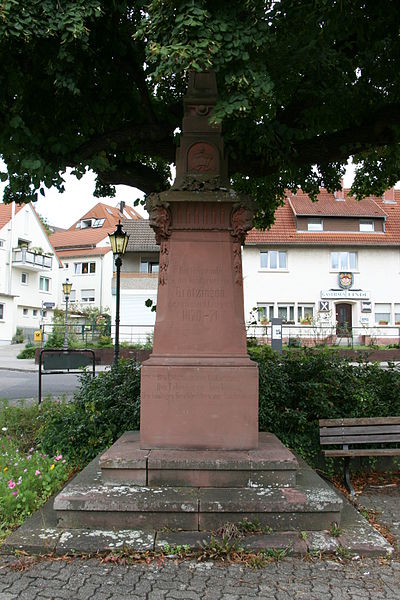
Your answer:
319;417;400;495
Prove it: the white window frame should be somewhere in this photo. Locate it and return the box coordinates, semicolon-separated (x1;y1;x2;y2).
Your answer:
81;289;95;303
22;307;29;317
74;262;96;275
0;303;4;320
39;276;51;292
297;304;314;323
359;219;374;232
330;251;358;271
140;259;159;274
257;303;274;323
374;303;391;325
277;304;295;323
21;272;29;285
307;218;323;231
260;250;287;271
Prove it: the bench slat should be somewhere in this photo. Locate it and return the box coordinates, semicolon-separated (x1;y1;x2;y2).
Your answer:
323;448;400;457
320;434;400;445
319;417;400;427
320;425;400;437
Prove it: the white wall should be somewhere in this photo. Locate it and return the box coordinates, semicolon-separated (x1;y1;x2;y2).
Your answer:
242;244;400;335
0;204;60;342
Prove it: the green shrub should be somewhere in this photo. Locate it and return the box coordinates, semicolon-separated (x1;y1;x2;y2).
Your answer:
253;349;400;465
39;359;141;464
17;342;37;359
11;327;24;344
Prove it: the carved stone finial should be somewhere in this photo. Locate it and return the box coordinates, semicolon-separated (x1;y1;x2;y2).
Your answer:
173;71;229;190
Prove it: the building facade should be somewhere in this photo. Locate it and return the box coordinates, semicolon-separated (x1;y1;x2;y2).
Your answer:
0;202;61;344
243;188;400;344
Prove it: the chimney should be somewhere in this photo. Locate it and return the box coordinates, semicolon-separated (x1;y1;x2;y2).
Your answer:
383;187;396;204
334;179;345;201
119;201;126;213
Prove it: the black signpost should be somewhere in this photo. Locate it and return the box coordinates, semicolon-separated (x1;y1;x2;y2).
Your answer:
271;318;283;354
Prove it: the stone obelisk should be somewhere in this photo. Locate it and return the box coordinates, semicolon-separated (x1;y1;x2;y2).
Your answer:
140;72;258;450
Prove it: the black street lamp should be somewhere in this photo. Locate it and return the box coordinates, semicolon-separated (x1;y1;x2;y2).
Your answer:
62;278;73;351
109;221;129;363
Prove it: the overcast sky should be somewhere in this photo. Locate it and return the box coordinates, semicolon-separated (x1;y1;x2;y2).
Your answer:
0;159;358;229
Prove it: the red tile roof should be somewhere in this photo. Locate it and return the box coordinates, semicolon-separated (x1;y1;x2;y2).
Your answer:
56;247;112;258
0;203;23;229
69;202;141;230
50;228;109;249
51;202;142;251
246;189;400;247
289;189;387;217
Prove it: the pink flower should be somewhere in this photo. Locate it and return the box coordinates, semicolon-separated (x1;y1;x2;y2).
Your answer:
23;468;27;473
29;447;34;453
55;454;62;461
35;470;40;476
12;491;18;496
8;480;15;489
27;455;32;460
62;460;66;464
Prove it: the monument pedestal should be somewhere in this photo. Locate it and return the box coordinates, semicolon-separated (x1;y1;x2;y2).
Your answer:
140;194;259;450
54;432;343;531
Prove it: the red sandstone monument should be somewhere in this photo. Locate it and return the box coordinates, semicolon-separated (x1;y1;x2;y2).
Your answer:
54;73;342;533
140;71;259;450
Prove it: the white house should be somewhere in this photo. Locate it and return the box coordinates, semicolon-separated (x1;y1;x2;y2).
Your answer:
0;202;61;344
243;187;400;345
120;187;400;346
50;202;142;317
117;220;159;343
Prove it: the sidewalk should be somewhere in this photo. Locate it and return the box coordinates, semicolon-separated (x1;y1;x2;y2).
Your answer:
0;483;399;599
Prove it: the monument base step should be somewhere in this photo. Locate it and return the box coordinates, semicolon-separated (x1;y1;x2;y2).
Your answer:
54;444;343;532
99;431;298;488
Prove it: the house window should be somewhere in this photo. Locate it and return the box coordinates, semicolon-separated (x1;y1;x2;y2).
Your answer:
74;262;96;274
0;240;4;248
21;272;28;285
69;290;77;303
298;304;314;323
278;304;295;323
81;289;95;303
307;219;323;231
331;251;357;271
257;303;274;323
359;219;374;232
0;304;4;319
42;310;47;318
260;251;287;270
39;277;50;292
375;303;391;325
92;218;105;228
64;263;69;269
33;309;38;317
395;304;400;325
23;308;28;316
140;259;159;273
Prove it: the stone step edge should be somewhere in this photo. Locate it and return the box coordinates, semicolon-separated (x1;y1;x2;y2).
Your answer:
1;526;392;559
54;483;343;514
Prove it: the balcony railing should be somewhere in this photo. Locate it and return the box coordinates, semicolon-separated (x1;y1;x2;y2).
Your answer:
12;248;52;269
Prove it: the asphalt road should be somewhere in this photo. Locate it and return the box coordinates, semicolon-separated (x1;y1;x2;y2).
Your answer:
0;370;82;403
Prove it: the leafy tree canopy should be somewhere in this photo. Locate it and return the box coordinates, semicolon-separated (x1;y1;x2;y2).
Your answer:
1;0;400;226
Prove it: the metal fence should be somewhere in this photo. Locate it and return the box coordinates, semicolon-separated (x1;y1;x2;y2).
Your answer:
246;324;400;348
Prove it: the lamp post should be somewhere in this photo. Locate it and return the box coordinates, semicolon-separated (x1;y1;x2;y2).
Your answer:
62;278;73;351
109;221;129;363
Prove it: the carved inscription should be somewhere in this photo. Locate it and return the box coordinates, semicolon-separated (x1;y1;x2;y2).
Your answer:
145;371;245;404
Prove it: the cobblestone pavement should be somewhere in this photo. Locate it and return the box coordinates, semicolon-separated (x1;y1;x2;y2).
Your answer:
0;555;399;599
0;484;399;599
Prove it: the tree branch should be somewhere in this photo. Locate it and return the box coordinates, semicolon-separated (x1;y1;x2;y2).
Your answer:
97;162;168;195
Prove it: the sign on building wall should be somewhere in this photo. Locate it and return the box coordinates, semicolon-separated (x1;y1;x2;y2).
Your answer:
320;290;370;299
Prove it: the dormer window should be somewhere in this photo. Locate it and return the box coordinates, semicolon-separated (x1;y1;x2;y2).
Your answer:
307;218;323;231
359;219;374;232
